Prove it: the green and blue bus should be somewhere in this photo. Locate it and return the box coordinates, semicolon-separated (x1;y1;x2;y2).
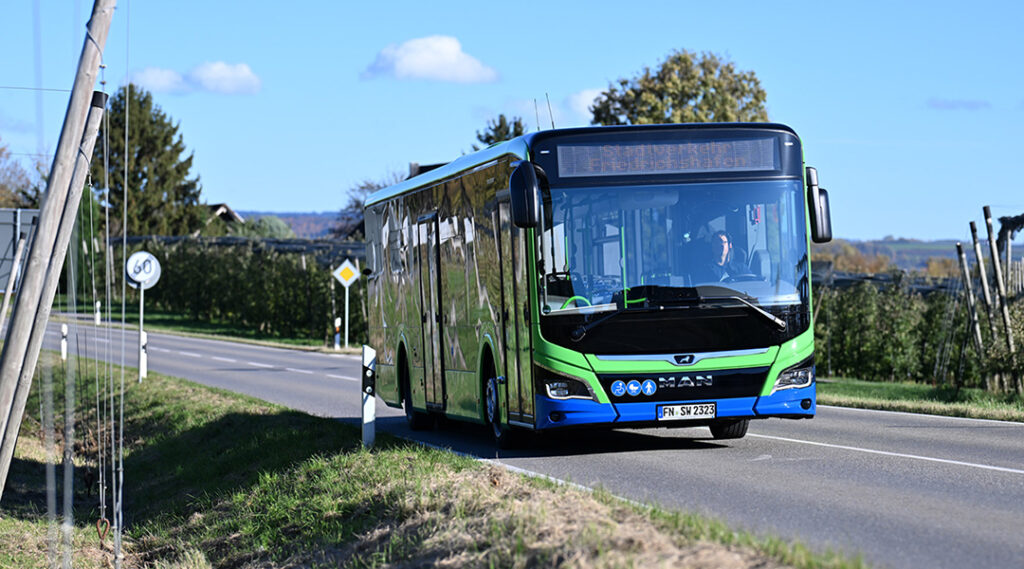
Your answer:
363;123;832;447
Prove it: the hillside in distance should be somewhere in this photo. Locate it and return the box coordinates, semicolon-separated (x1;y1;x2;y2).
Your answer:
239;211;339;239
813;236;1024;272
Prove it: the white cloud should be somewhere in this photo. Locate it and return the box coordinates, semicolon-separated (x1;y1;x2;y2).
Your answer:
131;67;188;93
362;36;498;83
129;62;261;95
189;62;262;94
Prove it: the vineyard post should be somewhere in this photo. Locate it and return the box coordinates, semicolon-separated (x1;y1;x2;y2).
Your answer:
957;243;987;390
970;222;998;341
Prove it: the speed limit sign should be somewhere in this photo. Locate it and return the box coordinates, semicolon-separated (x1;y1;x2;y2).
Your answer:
126;251;161;290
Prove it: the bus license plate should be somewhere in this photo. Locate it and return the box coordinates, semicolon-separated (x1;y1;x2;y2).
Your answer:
658;403;716;421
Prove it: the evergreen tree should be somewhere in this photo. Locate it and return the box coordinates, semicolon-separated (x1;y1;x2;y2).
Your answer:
90;85;207;236
591;49;768;125
472;114;526;150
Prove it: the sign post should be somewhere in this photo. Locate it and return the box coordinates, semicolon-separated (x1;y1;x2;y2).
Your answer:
331;259;360;349
126;251;161;382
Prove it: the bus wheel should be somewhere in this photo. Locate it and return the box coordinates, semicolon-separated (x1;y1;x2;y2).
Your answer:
485;376;518;449
709;419;749;440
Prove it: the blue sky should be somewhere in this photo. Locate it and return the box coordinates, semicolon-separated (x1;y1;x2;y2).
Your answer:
2;0;1023;243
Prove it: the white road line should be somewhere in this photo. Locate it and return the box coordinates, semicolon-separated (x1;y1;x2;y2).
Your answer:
749;433;1024;475
149;347;171;353
247;362;273;368
286;367;313;375
211;356;236;363
178;351;201;358
327;374;358;382
819;404;1024;427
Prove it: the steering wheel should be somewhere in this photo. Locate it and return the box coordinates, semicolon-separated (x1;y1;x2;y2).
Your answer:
560;295;592;309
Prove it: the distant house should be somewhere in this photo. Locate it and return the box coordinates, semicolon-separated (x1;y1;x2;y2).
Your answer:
207;203;245;225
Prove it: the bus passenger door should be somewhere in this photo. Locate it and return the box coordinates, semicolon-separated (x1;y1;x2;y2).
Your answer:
498;202;534;424
418;214;445;410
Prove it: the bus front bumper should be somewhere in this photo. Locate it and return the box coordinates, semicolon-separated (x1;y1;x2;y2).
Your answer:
533;384;815;431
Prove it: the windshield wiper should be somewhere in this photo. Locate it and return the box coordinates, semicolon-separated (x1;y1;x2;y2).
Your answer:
703;295;787;331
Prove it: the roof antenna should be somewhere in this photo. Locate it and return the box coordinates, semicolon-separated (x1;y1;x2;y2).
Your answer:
545;92;556;129
534;99;541;132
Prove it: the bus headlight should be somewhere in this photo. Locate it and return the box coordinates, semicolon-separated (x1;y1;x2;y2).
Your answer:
536;366;596;400
771;357;815;394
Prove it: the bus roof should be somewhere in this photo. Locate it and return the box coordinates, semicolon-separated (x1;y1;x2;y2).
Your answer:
362;122;798;208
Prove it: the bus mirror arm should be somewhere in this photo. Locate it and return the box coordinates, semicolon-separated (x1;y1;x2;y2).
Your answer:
806;166;833;243
509;161;542;228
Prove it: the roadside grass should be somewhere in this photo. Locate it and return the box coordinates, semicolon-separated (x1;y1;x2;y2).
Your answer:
1;354;869;569
818;377;1024;422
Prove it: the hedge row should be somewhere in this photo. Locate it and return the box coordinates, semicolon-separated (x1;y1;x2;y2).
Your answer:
814;273;1022;391
118;238;367;344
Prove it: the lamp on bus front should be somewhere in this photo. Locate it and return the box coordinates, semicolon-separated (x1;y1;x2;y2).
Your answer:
509;161;541;228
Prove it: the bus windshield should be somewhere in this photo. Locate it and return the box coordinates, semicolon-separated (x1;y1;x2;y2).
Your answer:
538;179;809;317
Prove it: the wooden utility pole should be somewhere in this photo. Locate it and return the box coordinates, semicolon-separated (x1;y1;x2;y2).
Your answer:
0;0;115;502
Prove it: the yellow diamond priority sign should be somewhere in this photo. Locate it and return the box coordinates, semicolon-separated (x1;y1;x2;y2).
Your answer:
333;259;359;288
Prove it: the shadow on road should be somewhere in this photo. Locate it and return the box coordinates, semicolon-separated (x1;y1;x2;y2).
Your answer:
336;415;730;461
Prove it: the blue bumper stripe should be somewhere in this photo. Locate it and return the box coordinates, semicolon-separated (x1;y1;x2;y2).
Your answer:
533;384;816;431
753;384;816;416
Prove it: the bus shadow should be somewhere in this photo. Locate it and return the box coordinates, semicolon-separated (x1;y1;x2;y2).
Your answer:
359;415;729;459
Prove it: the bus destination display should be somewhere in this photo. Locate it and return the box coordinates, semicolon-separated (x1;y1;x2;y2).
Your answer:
557;137;778;178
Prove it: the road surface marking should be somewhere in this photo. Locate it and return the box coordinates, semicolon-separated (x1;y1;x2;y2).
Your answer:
749;433;1024;475
819;404;1024;427
327;374;358;381
247;362;273;368
149;347;171;353
178;351;201;358
286;367;313;375
212;356;236;363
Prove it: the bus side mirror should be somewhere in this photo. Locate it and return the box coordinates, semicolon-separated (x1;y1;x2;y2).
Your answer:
509;161;541;228
806;166;833;243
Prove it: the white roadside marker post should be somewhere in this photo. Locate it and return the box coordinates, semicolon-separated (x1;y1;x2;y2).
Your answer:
362;345;377;448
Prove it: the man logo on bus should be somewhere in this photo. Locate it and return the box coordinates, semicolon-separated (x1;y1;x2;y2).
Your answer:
658;375;713;389
674;354;696;365
611;381;627;397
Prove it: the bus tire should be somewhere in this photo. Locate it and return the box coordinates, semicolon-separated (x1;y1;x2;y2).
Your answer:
401;353;432;431
485;375;519;449
709;418;749;440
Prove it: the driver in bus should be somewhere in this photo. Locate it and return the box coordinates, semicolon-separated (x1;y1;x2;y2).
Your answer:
699;230;748;281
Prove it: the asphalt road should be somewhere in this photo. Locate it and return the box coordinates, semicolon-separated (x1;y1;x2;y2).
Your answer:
41;320;1024;569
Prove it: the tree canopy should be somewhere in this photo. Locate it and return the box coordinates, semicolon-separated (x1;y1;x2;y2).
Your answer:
472;114;526;151
90;85;207;236
590;50;768;125
230;215;296;239
0;138;40;208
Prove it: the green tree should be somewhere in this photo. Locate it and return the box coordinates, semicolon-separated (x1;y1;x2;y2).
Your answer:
90;85;207;236
230;215;297;239
472;114;526;150
0;138;39;208
332;172;404;240
591;49;768;125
